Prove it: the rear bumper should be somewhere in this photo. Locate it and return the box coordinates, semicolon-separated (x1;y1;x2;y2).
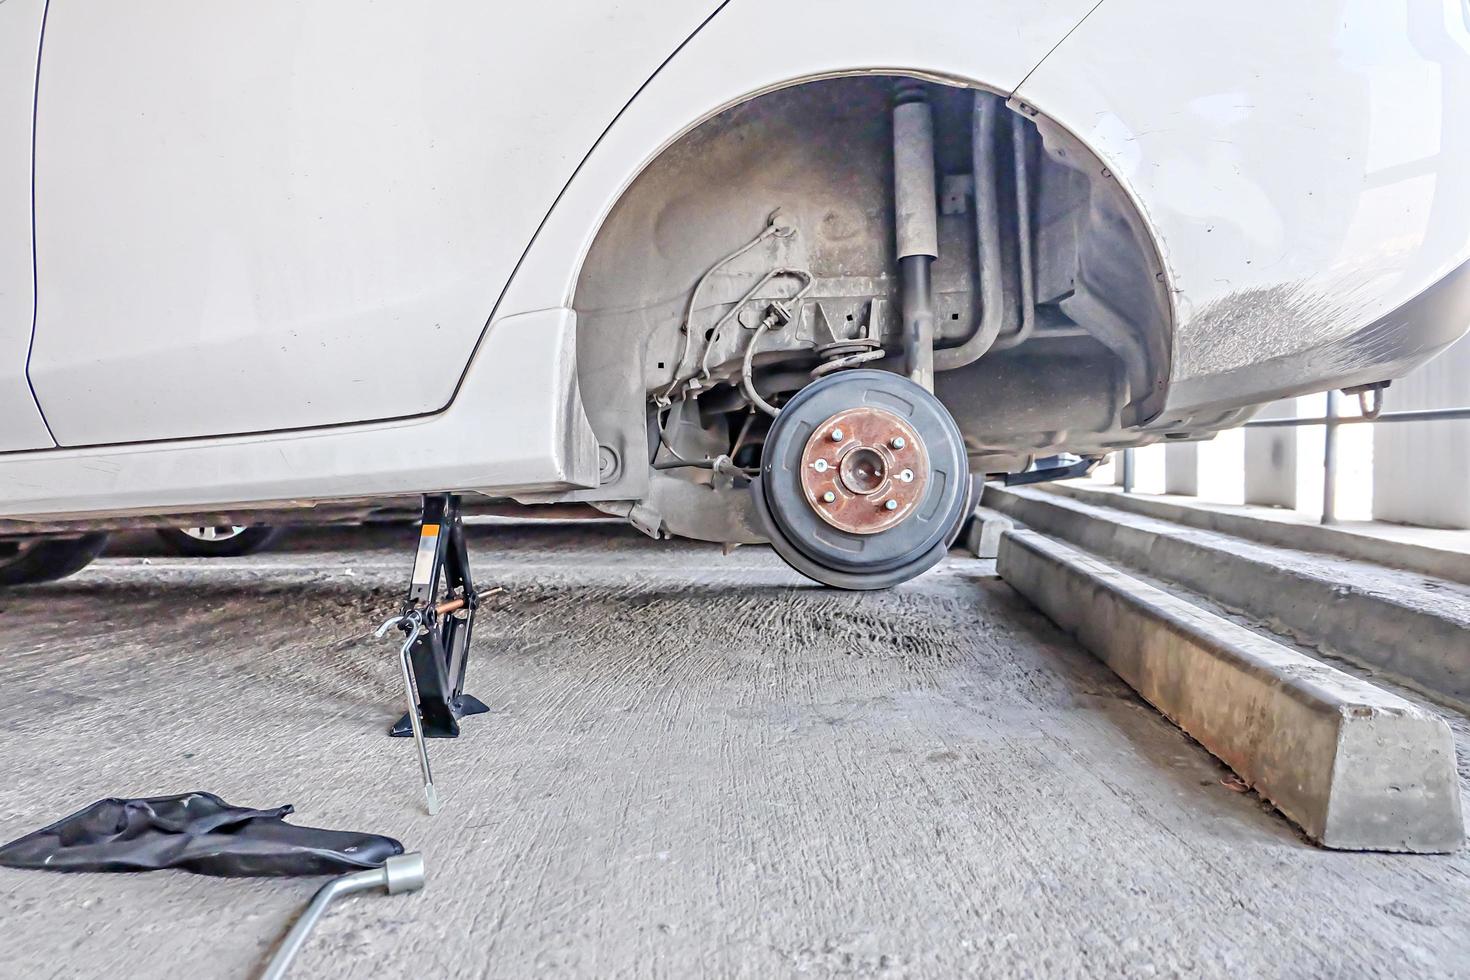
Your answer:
1016;0;1470;415
1165;255;1470;417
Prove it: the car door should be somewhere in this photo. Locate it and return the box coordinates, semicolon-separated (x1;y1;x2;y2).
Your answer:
0;0;55;451
27;1;723;447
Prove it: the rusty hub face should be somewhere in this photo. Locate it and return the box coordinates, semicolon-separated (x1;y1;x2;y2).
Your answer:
799;407;930;534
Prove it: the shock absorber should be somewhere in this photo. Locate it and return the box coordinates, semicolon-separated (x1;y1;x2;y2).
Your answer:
892;82;939;391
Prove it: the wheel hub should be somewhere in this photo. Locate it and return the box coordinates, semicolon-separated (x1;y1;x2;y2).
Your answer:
798;407;929;534
753;369;971;590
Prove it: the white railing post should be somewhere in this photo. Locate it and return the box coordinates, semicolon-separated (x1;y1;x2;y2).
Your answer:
1244;399;1298;509
1164;441;1201;497
1373;333;1470;529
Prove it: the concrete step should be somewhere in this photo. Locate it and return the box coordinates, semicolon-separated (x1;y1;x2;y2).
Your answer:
959;505;1014;559
984;483;1470;705
997;529;1463;852
1042;481;1470;587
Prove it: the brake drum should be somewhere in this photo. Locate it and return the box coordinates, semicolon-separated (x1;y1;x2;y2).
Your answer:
753;369;970;589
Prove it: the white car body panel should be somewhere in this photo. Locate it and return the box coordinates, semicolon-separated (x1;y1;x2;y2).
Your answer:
0;309;597;519
1012;0;1470;415
27;0;721;446
1;0;1468;524
0;0;1101;518
0;0;53;451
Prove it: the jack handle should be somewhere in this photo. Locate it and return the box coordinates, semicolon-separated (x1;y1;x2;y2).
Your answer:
374;612;439;815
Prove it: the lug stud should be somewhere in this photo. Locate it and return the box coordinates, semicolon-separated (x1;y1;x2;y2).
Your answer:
822;491;836;503
891;436;906;449
830;428;844;442
813;459;829;472
899;469;914;483
883;499;898;511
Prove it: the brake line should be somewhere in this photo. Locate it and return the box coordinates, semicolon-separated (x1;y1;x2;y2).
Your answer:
658;217;783;406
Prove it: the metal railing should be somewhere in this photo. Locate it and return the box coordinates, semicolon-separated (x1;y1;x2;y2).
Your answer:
1117;390;1470;525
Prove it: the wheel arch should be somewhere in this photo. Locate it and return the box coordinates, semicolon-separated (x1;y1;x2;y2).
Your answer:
490;0;1110;320
492;1;1185;519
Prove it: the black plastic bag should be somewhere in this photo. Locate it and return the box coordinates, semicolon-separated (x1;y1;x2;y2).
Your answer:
0;792;403;877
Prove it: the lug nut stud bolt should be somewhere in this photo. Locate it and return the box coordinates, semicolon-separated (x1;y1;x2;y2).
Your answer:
891;436;906;449
884;499;898;511
830;428;844;441
813;459;829;472
822;491;836;503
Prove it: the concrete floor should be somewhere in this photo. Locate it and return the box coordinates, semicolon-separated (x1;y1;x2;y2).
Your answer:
1;524;1467;978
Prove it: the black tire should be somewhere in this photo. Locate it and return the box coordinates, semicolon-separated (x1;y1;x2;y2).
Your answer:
156;525;282;557
0;534;110;587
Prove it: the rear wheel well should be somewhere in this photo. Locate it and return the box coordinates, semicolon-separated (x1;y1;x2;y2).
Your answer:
570;73;1173;543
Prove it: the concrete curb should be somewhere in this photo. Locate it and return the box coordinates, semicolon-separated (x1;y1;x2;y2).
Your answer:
998;529;1464;852
1042;481;1470;587
985;484;1470;705
961;506;1014;559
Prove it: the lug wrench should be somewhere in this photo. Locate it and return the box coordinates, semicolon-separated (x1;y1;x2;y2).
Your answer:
260;852;426;980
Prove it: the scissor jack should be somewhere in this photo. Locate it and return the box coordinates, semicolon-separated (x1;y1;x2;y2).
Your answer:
375;493;489;814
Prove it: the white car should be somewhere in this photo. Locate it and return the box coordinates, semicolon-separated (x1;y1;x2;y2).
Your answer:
2;1;1468;588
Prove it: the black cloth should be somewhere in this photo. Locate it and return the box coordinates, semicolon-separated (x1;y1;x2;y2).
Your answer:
0;792;402;877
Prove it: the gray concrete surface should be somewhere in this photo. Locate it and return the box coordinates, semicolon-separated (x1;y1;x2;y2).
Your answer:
998;529;1463;852
986;484;1470;706
2;524;1470;978
1042;481;1470;586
